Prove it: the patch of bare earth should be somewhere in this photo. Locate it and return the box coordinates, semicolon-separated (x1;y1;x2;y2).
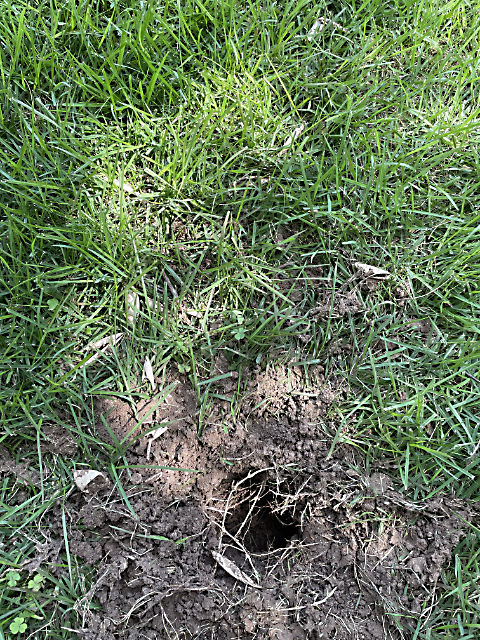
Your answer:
30;365;470;639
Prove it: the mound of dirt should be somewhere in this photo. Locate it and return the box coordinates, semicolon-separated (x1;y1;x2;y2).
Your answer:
47;366;471;638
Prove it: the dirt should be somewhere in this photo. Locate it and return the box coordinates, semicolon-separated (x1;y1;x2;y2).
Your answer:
19;364;472;638
42;421;78;456
0;445;40;485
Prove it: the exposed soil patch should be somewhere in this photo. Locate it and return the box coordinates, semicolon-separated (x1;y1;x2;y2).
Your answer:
0;445;40;485
42;366;472;638
42;421;78;456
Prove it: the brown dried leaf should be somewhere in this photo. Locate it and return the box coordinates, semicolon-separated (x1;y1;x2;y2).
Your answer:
146;426;168;460
280;124;305;156
73;470;110;493
88;333;124;351
354;262;391;280
113;177;134;194
127;292;140;326
142;356;156;391
308;17;345;40
211;551;260;589
85;333;124;366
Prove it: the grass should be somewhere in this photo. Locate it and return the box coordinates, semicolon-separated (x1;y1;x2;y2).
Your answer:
0;0;479;636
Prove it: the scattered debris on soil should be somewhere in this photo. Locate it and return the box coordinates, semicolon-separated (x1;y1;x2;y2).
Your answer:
42;422;78;457
0;446;40;485
10;365;472;638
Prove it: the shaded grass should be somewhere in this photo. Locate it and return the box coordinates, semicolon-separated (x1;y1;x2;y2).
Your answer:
0;0;479;636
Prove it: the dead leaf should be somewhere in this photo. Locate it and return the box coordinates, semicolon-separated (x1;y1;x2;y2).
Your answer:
354;262;391;280
186;309;202;318
73;470;110;493
84;333;124;365
88;333;124;351
280;124;305;156
127;292;140;326
308;17;345;40
146;426;168;460
142;356;156;391
308;18;326;39
212;551;260;589
113;177;134;194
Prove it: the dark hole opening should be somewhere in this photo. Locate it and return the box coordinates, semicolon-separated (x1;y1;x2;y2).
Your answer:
225;475;300;552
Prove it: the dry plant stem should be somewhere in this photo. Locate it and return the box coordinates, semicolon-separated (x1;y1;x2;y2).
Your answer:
218;466;274;551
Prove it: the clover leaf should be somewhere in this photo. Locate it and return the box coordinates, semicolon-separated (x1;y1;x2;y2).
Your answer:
27;574;45;592
9;617;27;634
47;298;59;311
7;571;21;587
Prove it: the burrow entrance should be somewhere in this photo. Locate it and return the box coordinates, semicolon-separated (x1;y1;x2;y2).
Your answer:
224;472;300;552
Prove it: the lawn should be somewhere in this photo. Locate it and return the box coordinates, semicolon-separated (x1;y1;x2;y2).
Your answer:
0;0;479;638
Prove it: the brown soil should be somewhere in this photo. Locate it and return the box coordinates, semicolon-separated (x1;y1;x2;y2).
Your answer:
36;364;470;638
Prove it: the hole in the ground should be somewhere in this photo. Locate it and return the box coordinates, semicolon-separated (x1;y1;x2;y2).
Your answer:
225;474;300;552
